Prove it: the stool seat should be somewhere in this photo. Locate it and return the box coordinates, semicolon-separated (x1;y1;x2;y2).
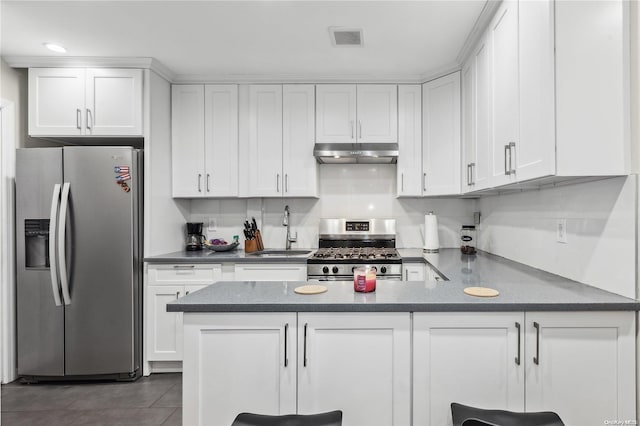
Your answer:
231;411;343;426
451;403;564;426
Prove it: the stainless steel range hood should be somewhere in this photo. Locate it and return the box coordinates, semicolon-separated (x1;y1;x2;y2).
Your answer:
313;143;399;164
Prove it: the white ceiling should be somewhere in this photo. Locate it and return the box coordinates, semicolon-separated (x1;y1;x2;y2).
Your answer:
1;0;489;82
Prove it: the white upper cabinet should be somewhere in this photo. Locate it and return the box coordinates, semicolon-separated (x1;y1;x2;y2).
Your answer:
172;85;238;198
396;85;423;197
316;84;397;143
462;0;630;193
422;72;461;196
241;85;318;198
29;68;143;137
488;0;518;187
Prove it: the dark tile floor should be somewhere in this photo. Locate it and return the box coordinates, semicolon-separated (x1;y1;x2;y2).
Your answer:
1;373;182;426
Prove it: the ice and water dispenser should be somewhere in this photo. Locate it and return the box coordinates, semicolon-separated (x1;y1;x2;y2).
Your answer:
24;219;50;269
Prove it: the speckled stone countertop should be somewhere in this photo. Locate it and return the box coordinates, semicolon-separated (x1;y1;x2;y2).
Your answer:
167;249;640;313
144;249;315;264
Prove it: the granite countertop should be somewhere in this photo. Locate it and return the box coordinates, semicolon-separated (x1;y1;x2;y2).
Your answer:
167;249;640;313
144;249;315;264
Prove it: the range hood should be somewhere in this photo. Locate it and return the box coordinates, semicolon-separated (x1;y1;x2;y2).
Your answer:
313;143;399;164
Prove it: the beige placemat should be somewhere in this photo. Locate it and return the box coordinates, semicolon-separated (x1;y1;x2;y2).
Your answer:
294;285;328;295
464;286;500;297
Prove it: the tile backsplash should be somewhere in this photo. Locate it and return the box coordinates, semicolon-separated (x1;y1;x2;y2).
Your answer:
190;164;474;249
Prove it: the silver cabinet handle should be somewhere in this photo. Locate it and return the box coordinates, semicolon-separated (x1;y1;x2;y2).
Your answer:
467;164;471;186
423;172;427;192
276;174;280;193
509;142;516;174
76;109;82;130
401;173;404;192
86;109;93;130
515;322;521;366
285;174;289;193
358;120;362;139
198;174;202;192
350;121;354;139
58;182;71;305
471;163;476;185
284;323;289;367
533;321;540;365
172;265;195;269
504;145;511;175
405;269;408;281
303;322;308;367
48;183;63;307
206;174;211;192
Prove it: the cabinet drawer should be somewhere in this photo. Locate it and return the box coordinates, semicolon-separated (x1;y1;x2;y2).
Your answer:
149;264;222;285
234;264;306;281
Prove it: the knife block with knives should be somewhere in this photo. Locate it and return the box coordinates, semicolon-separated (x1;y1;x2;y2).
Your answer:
243;218;264;253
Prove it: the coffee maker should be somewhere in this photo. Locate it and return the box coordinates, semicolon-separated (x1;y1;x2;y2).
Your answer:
186;222;206;251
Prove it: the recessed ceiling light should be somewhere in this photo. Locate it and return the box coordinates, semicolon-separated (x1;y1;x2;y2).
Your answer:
44;43;66;53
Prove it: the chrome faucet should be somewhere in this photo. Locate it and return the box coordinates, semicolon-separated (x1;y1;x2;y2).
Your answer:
283;205;297;250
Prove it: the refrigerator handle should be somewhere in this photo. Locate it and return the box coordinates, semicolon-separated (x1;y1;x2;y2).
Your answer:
58;182;72;305
48;184;63;307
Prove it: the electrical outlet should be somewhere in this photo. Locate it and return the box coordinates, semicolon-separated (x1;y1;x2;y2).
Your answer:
556;218;567;244
208;217;217;232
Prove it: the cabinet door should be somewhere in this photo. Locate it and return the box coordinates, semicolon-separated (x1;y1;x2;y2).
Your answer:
461;61;475;191
183;313;296;426
396;85;423;197
422;72;461;196
28;68;85;136
473;37;492;190
298;313;411;426
403;263;425;281
489;0;518;187
356;85;398;143
85;69;143;136
247;85;283;197
315;85;356;143
204;85;239;196
525;312;635;426
234;264;307;281
283;85;317;197
171;85;206;197
146;285;184;361
413;313;524;426
517;0;555;181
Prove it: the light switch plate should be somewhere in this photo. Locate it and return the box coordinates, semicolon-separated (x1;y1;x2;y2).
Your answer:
208;217;217;232
556;218;567;244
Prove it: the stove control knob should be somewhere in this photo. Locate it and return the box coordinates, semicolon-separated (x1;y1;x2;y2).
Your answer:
322;266;329;274
332;266;339;274
352;266;356;273
381;266;387;274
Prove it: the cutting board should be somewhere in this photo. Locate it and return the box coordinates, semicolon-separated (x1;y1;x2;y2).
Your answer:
464;286;500;297
294;285;328;295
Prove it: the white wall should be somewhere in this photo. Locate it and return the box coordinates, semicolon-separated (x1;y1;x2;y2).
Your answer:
190;164;474;249
478;176;636;298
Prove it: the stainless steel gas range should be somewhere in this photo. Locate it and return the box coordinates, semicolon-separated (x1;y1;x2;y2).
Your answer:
307;219;403;281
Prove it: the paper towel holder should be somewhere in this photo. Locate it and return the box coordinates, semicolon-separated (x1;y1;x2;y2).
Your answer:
423;211;440;253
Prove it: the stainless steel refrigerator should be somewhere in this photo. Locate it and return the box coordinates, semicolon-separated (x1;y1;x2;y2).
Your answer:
15;146;142;382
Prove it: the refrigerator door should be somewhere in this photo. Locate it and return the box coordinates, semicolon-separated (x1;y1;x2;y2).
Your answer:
62;146;139;375
16;148;65;376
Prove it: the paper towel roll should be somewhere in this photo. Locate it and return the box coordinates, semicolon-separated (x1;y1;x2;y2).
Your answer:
423;212;439;253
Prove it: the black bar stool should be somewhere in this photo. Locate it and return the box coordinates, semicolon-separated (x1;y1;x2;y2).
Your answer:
451;403;564;426
231;411;343;426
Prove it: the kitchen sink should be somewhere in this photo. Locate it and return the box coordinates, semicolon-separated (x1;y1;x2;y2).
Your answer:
249;250;312;257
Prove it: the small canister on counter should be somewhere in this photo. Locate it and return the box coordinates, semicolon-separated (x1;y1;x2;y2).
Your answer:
460;225;477;255
353;266;376;293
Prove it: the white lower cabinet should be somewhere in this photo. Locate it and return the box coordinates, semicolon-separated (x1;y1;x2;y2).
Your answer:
413;311;635;426
403;262;425;281
182;312;410;426
234;264;307;281
183;313;297;426
525;311;636;426
298;313;411;426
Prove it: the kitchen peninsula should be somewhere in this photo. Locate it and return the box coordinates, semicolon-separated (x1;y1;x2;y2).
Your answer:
167;250;639;426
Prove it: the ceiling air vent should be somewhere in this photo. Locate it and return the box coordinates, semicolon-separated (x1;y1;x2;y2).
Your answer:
329;27;363;47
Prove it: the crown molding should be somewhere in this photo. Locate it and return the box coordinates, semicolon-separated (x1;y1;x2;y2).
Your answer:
170;72;427;84
419;63;462;83
2;56;176;82
456;0;502;66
